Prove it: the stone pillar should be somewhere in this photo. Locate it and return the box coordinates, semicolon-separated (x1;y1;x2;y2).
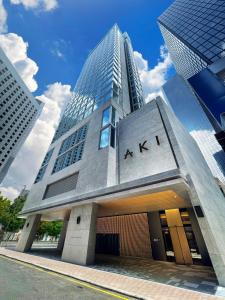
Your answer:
62;203;98;265
188;208;211;266
148;212;167;261
57;212;71;252
16;214;41;252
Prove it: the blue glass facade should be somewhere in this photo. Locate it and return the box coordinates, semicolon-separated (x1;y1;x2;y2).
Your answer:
158;0;225;79
52;25;144;143
34;148;54;183
162;75;225;183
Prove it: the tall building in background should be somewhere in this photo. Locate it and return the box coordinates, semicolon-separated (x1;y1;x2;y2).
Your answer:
52;25;144;143
16;25;225;286
158;0;225;142
0;47;43;183
158;0;225;80
162;74;225;183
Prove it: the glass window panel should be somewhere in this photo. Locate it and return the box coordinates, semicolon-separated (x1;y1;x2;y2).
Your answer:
100;126;110;148
102;107;110;127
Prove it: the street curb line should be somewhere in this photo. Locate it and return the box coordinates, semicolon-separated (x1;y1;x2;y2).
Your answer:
0;254;142;300
0;249;221;300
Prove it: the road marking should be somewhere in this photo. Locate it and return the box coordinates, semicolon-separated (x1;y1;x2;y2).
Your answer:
0;255;130;300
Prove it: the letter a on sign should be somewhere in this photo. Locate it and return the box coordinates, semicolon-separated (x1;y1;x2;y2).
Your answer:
124;149;133;159
139;140;149;153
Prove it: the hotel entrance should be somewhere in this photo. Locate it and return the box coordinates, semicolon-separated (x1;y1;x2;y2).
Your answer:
159;209;202;264
96;208;209;266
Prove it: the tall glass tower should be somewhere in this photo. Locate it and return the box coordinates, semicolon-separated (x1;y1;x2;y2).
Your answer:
158;0;225;162
158;0;225;80
34;24;144;183
52;25;144;143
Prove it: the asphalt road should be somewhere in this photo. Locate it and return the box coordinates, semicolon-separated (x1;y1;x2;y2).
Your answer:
0;256;134;300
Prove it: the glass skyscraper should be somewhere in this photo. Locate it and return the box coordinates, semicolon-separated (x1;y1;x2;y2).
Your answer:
52;25;144;143
158;0;225;79
34;24;144;183
158;0;225;168
162;74;225;184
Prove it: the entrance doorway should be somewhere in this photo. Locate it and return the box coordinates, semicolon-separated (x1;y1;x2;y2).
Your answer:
159;209;202;264
96;234;120;256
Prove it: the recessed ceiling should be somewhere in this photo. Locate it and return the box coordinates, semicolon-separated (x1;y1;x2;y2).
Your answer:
98;190;191;217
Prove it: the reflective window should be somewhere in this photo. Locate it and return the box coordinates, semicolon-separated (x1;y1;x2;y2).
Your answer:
100;127;110;148
102;107;110;127
158;0;225;79
34;148;54;184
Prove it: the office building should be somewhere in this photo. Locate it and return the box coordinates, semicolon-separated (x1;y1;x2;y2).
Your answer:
0;47;43;183
162;74;225;183
158;0;225;136
158;0;225;80
17;25;225;286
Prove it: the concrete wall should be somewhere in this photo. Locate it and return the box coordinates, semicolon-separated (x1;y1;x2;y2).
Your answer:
22;100;121;213
118;101;178;184
22;100;178;214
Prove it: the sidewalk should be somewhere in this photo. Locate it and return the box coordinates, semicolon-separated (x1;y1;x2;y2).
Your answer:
0;247;224;300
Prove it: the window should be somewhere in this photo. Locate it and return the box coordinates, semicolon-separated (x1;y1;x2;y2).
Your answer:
99;106;117;149
102;107;110;127
100;127;110;148
34;148;54;184
52;124;88;174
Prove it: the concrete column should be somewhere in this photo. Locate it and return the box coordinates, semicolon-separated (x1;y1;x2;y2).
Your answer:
148;212;167;261
57;212;71;252
188;208;211;266
16;214;41;252
62;203;98;265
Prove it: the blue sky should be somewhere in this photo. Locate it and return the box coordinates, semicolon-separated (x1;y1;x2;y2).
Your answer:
5;0;174;95
0;0;175;199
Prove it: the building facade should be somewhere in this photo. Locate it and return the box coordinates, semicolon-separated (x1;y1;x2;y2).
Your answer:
0;47;43;183
158;0;225;80
52;25;144;143
158;0;225;133
17;25;225;286
162;74;225;184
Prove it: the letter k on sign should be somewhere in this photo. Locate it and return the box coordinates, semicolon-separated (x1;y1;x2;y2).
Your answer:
139;140;149;153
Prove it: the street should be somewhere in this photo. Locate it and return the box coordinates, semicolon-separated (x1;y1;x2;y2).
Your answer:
0;256;133;300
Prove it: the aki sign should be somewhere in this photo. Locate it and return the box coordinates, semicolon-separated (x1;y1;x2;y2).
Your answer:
124;136;160;159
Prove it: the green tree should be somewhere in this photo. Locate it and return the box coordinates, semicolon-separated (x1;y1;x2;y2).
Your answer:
37;221;63;238
0;192;26;234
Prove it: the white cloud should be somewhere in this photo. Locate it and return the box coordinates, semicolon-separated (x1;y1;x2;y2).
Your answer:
0;0;7;33
10;0;58;11
1;83;72;199
0;33;38;92
51;48;64;59
0;186;20;200
134;45;172;102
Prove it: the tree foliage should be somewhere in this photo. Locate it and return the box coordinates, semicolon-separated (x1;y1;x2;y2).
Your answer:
37;221;63;238
0;192;63;239
0;193;26;232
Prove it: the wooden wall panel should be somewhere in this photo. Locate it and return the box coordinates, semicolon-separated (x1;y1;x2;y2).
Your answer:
96;213;152;258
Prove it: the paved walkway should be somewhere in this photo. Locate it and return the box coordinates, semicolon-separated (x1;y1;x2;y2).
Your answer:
93;255;218;295
0;247;224;300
